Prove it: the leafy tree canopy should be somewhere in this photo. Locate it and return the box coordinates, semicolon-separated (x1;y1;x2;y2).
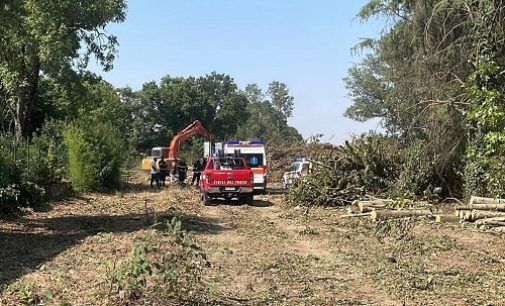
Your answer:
0;0;126;137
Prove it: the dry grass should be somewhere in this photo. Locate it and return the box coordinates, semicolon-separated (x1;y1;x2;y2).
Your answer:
1;180;505;305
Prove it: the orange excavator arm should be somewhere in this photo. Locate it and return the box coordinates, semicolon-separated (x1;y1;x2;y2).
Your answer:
168;120;211;161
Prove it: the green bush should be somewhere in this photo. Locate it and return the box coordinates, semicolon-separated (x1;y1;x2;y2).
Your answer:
392;141;437;198
0;185;22;213
64;121;125;192
0;134;47;212
0;145;16;187
32;120;68;184
0;133;22;184
463;62;505;199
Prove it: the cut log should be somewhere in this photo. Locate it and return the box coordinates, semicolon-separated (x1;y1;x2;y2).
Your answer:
470;196;505;205
475;217;505;226
468;204;505;211
491;226;505;233
470;210;505;221
477;221;505;227
340;212;373;218
370;209;433;221
463;210;472;221
455;205;505;218
358;201;387;213
435;214;461;223
457;210;467;219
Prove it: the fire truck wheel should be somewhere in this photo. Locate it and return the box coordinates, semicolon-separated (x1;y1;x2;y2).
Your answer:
202;192;212;206
244;194;254;204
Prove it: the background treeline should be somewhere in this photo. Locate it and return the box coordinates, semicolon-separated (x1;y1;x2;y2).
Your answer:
0;0;301;210
289;0;505;207
120;74;302;157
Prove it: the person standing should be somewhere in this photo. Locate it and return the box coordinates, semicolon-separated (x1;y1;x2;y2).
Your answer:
158;157;168;186
191;158;203;186
177;160;188;185
170;161;179;184
150;158;160;189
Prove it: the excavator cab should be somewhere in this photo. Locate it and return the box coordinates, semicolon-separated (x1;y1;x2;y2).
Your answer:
141;146;168;171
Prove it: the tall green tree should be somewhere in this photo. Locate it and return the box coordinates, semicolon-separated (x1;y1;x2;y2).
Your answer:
0;0;126;138
235;83;302;144
267;81;295;120
344;0;505;196
244;83;265;104
197;72;249;139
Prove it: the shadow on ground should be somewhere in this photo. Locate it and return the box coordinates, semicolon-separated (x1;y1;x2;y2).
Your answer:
267;187;288;196
248;200;274;208
127;182;197;192
208;198;274;208
0;210;225;290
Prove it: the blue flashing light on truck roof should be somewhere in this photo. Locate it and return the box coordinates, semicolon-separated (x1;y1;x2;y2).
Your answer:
226;140;264;146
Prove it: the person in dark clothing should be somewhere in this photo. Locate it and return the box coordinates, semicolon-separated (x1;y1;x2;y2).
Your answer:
158;157;168;186
177;160;188;185
150;158;160;189
191;158;203;186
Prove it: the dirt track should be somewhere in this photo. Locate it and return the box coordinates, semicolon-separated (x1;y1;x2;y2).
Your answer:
1;184;505;305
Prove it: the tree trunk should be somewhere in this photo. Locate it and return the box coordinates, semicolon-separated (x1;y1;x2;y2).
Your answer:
15;96;27;139
14;56;40;139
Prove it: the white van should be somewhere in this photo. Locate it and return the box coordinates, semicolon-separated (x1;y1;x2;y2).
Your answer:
281;158;311;189
224;140;267;194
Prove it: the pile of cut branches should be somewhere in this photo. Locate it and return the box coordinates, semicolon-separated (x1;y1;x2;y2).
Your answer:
268;140;336;181
285;133;402;207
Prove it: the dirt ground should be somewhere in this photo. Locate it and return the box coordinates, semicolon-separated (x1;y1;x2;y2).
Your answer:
1;182;505;305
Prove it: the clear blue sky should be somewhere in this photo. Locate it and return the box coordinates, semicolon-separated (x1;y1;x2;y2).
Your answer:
89;0;382;144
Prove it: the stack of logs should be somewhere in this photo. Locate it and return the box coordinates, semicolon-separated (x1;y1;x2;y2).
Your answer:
342;198;434;221
342;196;505;232
454;196;505;231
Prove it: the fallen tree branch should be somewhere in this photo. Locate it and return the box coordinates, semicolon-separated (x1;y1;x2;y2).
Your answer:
370;209;433;221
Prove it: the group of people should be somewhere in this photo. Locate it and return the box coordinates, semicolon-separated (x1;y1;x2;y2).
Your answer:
149;157;206;189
